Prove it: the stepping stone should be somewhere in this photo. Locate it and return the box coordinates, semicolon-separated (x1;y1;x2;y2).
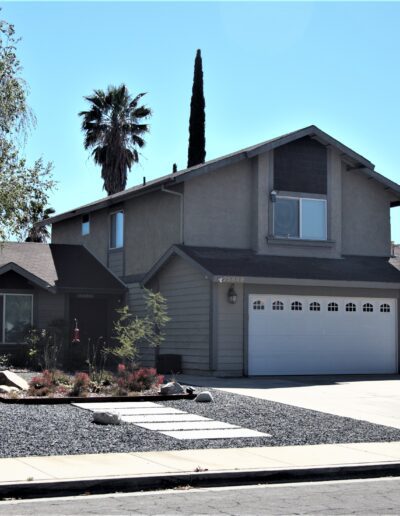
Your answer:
120;414;210;423
161;428;270;440
135;421;240;431
114;408;185;415
73;402;158;411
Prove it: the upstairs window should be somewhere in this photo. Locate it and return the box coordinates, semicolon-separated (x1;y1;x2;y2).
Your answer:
274;197;327;241
110;211;124;249
81;214;90;236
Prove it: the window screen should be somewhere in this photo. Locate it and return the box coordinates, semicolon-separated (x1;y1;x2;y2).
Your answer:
274;198;299;238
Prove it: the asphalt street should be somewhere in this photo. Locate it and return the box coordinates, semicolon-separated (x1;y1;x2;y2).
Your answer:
1;477;400;515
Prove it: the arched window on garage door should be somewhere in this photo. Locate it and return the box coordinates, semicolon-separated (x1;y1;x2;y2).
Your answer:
309;302;320;311
253;300;265;310
363;303;373;313
272;301;284;311
380;303;391;313
346;302;356;312
291;301;302;311
328;302;339;312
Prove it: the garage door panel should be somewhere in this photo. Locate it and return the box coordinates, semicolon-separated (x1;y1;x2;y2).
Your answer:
248;295;397;375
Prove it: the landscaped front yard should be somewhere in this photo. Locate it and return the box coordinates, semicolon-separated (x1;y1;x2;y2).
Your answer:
2;386;400;458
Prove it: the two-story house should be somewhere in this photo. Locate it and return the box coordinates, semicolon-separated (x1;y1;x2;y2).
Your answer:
2;125;400;375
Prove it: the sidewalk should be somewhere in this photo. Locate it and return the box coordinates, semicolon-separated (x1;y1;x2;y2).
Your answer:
2;441;400;498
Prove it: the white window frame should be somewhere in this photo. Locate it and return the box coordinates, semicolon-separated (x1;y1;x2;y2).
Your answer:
81;214;90;236
109;210;124;250
1;293;34;344
274;196;327;241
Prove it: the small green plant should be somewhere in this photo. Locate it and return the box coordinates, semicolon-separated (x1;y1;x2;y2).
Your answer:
26;319;67;371
111;289;170;369
0;353;10;370
86;336;110;383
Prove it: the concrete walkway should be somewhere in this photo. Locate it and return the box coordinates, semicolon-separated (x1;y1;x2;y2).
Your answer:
2;442;400;485
179;375;400;429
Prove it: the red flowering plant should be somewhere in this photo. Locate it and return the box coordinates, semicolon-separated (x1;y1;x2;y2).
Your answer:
117;364;163;394
28;369;74;397
71;372;90;397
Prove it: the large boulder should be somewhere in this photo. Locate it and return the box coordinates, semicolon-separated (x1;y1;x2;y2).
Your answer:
93;411;122;425
195;391;214;403
0;371;29;391
0;385;19;394
160;381;185;395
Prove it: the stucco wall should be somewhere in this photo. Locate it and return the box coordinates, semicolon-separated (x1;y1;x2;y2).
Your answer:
124;189;181;277
52;208;109;266
342;168;393;257
183;160;253;249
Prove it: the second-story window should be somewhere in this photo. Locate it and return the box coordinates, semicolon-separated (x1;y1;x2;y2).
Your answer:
110;211;124;249
274;196;327;240
81;214;90;236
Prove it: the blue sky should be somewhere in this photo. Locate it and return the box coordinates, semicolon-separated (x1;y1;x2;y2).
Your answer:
3;1;400;241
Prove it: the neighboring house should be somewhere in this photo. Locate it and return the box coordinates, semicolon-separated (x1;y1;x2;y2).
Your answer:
0;243;126;364
4;125;400;375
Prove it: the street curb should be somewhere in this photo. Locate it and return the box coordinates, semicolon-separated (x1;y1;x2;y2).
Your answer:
2;462;400;499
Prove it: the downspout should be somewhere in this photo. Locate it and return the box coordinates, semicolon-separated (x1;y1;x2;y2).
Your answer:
161;186;184;244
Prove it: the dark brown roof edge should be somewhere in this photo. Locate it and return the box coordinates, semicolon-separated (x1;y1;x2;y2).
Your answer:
38;125;400;227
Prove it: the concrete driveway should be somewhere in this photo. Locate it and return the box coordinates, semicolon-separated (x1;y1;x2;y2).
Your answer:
179;375;400;429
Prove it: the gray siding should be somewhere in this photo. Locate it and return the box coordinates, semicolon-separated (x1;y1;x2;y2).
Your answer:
126;282;155;367
108;250;124;278
214;282;244;376
156;256;211;374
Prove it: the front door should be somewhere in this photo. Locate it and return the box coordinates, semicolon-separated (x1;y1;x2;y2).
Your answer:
69;296;108;343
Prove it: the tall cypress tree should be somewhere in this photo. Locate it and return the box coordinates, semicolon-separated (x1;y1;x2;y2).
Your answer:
187;49;206;168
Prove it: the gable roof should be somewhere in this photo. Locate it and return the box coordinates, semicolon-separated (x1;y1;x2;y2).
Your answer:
39;125;400;227
143;245;400;286
0;243;127;294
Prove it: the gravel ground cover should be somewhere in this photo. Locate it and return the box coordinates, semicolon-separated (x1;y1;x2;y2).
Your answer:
1;387;400;458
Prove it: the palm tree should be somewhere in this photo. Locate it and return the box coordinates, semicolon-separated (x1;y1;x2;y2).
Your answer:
79;85;152;195
25;204;55;242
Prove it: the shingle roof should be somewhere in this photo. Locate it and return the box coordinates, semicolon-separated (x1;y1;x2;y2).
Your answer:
0;243;126;293
39;125;400;227
164;245;400;284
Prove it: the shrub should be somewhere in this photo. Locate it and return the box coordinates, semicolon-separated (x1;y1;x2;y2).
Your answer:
110;289;170;370
71;372;90;397
117;365;163;393
28;370;55;396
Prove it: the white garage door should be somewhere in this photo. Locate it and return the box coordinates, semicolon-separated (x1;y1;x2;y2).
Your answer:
248;295;397;375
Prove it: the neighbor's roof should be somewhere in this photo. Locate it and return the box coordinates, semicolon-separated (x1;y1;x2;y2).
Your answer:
39;125;400;227
143;245;400;286
0;243;127;293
